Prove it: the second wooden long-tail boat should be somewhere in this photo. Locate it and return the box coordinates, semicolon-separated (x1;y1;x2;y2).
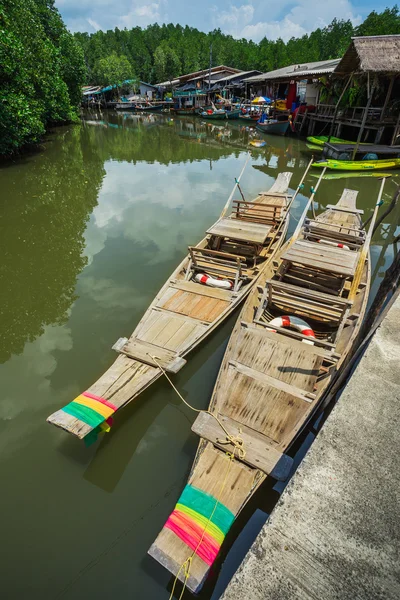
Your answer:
47;163;298;441
149;176;386;594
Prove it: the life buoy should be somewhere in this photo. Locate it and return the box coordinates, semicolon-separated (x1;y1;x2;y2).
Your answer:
317;239;350;250
194;273;233;290
269;315;315;344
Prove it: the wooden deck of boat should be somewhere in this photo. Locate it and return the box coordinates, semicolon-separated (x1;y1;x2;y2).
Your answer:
47;172;292;439
149;188;371;593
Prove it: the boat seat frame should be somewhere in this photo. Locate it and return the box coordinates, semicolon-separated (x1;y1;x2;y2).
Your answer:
232;199;283;225
304;219;366;250
186;246;249;291
256;279;352;327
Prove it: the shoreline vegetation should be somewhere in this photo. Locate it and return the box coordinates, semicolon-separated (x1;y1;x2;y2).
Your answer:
1;3;400;157
0;0;85;156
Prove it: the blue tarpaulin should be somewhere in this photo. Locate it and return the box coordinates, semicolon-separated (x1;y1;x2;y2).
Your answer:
93;79;137;94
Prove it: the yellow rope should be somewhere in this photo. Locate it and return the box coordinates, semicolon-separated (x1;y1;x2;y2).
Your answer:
149;354;246;460
148;354;246;599
168;449;238;600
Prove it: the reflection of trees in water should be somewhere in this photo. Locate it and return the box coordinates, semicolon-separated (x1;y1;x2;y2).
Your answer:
81;111;260;163
0;126;105;363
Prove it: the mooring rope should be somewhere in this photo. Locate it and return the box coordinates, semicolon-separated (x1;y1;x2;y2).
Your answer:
148;354;246;599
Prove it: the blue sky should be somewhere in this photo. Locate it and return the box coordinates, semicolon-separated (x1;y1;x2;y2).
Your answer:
55;0;393;42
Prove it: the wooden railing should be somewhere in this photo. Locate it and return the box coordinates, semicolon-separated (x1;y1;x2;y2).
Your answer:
313;104;398;124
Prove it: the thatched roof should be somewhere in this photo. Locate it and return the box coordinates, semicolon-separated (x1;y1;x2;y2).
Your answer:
335;35;400;74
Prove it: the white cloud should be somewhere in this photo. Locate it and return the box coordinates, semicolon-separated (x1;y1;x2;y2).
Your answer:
214;0;361;42
212;4;254;38
119;0;168;28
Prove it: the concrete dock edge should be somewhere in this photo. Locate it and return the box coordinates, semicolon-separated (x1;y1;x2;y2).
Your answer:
221;295;400;600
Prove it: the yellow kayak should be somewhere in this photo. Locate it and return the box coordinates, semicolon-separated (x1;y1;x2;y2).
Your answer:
307;136;368;146
313;158;400;171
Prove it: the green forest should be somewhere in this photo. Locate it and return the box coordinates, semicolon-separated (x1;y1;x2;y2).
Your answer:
1;1;400;156
76;7;400;85
0;0;85;155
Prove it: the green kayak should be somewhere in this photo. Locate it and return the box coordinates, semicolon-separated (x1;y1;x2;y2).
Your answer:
307;136;368;147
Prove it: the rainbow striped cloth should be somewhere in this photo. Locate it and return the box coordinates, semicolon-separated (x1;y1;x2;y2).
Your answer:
164;484;234;565
61;391;117;445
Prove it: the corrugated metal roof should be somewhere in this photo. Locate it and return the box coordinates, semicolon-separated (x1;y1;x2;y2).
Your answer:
244;59;340;83
335;35;400;74
156;65;241;87
217;69;262;82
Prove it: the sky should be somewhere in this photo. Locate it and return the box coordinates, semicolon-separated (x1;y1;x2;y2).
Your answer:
55;0;391;43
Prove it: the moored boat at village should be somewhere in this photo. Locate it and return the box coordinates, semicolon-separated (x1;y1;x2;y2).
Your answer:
149;176;387;594
256;118;290;136
307;136;369;146
170;107;198;115
225;108;242;119
199;108;227;119
313;142;400;170
313;157;400;170
47;165;298;440
239;112;262;122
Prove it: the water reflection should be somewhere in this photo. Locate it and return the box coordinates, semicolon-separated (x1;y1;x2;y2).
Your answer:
0;126;105;363
0;111;399;600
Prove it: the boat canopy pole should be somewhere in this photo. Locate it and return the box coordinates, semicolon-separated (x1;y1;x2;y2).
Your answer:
220;153;251;218
349;176;388;301
287;156;314;212
262;157;314;256
290;165;327;244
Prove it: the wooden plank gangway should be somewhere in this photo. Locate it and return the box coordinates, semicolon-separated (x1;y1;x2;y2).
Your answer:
47;167;296;441
148;182;383;594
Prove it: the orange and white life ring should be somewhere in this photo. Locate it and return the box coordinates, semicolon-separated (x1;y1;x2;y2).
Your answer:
269;315;315;344
317;239;350;250
194;273;233;290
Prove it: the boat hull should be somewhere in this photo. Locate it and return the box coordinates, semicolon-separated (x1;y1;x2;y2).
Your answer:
313;158;400;171
149;188;371;593
307;136;369;146
225;109;241;119
256;120;290;136
200;112;227;120
47;174;293;439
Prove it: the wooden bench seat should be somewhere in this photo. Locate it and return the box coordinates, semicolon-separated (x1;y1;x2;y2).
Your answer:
281;239;359;278
207;216;272;244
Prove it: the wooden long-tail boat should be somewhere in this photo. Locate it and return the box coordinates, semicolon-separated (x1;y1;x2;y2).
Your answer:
47;165;297;440
148;177;386;594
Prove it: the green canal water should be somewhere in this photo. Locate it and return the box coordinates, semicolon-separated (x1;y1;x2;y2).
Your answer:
0;110;399;600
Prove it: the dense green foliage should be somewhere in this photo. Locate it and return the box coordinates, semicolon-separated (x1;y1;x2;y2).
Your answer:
93;51;136;86
75;7;400;85
0;0;86;155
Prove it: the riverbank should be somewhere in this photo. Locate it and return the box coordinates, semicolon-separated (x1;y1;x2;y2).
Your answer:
221;293;400;600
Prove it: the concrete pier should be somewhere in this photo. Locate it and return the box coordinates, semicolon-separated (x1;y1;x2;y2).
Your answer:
221;295;400;600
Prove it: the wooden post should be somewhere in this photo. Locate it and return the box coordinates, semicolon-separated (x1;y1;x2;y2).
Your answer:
327;74;352;142
351;87;375;160
381;75;395;119
391;110;400;146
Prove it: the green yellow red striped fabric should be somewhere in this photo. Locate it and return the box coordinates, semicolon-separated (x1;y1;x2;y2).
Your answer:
164;484;234;565
61;391;117;443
